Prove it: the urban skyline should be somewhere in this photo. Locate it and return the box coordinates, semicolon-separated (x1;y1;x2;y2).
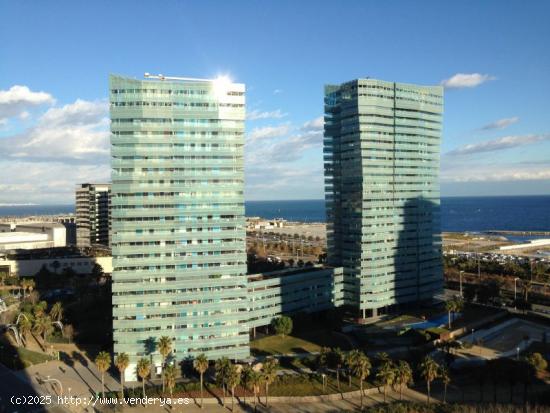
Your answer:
1;1;550;204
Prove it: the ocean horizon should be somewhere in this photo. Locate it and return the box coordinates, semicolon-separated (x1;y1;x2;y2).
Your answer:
1;195;550;233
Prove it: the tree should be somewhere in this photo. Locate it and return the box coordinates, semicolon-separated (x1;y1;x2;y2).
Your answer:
271;315;293;337
50;302;63;322
249;370;262;412
164;364;177;398
262;358;278;408
227;364;241;412
376;357;395;403
193;354;209;409
241;364;253;405
137;358;151;399
18;315;32;347
157;336;173;392
33;315;53;344
95;351;111;397
62;324;74;343
419;356;439;404
395;360;413;400
440;365;451;403
445;297;464;329
525;352;548;373
317;346;331;371
21;278;35;299
115;353;130;398
351;353;371;409
345;350;359;387
329;347;345;391
215;357;231;407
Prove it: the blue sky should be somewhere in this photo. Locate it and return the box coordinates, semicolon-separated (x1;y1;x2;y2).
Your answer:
0;0;549;203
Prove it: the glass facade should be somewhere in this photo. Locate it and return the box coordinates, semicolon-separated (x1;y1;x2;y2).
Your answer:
324;78;444;317
110;75;248;378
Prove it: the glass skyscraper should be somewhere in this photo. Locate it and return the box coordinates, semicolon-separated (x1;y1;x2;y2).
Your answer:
324;78;443;318
110;74;248;378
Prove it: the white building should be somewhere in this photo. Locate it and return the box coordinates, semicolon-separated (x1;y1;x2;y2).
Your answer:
0;223;66;251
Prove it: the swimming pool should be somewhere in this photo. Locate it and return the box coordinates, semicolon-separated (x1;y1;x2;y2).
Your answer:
407;313;460;330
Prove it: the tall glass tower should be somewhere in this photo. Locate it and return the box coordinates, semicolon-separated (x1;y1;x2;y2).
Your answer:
324;78;443;318
110;74;248;378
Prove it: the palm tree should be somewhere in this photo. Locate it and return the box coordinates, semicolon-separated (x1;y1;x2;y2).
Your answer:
376;357;395;403
446;300;456;329
215;357;231;407
18;315;32;347
352;353;371;409
249;370;262;412
157;336;172;392
317;346;330;371
227;364;241;412
331;347;344;391
136;358;151;399
164;364;177;398
115;353;130;398
345;350;360;387
32;315;53;344
50;302;63;322
241;364;254;405
262;358;278;408
193;354;209;408
440;365;451;403
95;351;111;397
395;360;413;400
419;356;440;404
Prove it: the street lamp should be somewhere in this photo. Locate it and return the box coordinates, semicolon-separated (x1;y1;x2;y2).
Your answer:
459;270;464;297
44;375;63;396
516;347;520;360
321;373;327;391
471;328;475;344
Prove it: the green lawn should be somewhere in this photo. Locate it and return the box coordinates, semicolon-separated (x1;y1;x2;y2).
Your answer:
0;336;54;369
251;329;353;356
251;334;321;355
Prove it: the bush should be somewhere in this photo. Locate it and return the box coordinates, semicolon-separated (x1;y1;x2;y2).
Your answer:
271;315;293;337
525;352;548;373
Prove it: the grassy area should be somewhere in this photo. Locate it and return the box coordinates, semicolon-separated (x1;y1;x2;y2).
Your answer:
251;329;353;355
251;334;321;355
376;314;422;327
0;335;54;369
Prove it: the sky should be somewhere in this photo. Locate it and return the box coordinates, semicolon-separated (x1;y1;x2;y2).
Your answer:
0;0;549;204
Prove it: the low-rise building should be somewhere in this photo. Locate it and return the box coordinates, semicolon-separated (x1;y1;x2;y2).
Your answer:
0;249;112;277
248;266;344;332
0;223;66;251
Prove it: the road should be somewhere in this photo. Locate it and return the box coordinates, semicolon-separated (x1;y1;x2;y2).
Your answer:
0;363;69;413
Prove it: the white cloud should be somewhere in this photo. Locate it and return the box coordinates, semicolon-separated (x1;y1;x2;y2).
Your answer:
273;89;283;95
301;116;323;132
446;134;549;156
0;161;110;204
0;85;55;122
247;109;287;121
480;116;519;131
440;73;496;89
0;99;109;164
247;124;291;143
441;159;550;183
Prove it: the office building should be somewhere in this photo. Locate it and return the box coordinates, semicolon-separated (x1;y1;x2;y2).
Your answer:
110;73;248;377
324;78;444;318
76;183;111;247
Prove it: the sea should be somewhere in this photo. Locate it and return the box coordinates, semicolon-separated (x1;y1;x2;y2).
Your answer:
1;195;549;234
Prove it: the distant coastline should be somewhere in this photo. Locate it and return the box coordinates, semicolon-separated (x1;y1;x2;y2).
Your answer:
1;195;550;232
